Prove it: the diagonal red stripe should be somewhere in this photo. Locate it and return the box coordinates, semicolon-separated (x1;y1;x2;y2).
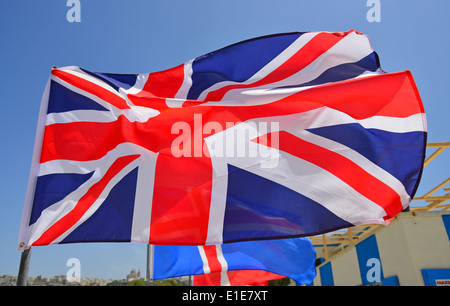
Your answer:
203;32;345;102
254;131;403;219
32;154;140;246
52;69;130;110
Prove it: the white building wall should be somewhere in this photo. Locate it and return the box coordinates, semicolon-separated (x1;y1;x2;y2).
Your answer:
312;269;321;286
329;248;360;286
375;217;419;285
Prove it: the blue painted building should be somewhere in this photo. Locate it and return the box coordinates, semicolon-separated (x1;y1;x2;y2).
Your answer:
313;211;450;286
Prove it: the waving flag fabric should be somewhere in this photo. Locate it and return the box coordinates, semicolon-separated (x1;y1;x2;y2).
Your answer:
153;238;316;286
193;270;284;286
18;30;427;250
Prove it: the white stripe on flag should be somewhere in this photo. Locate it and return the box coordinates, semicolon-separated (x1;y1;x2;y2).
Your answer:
121;73;149;96
28;144;158;246
216;245;230;286
197;246;211;274
197;32;320;101
173;59;194;103
56;66;127;101
45;106;160;125
131;150;158;244
51;73;125;113
17;78;51;251
217;31;376;105
28;155;141;245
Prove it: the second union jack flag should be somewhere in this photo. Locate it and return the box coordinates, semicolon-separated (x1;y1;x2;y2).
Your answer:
18;30;427;250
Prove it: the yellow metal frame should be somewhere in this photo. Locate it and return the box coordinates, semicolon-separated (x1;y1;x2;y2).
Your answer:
311;142;450;260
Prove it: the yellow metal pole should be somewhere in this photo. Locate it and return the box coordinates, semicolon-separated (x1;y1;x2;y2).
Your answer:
322;234;328;261
348;228;354;245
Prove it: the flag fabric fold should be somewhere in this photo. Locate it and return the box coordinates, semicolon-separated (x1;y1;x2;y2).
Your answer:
153;237;317;286
18;30;427;250
193;270;285;286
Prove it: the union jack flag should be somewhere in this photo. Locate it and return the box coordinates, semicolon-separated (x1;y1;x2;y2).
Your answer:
18;30;427;250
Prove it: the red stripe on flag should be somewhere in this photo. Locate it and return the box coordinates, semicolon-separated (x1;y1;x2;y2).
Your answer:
52;69;130;110
255;131;403;219
203;32;345;102
143;64;185;98
41;116;173;163
149;153;213;245
277;71;423;119
128;64;185;111
32;154;140;246
41;119;127;163
194;270;285;286
203;245;223;272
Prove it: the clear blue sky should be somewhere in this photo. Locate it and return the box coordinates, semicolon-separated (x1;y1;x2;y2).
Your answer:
0;0;449;280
